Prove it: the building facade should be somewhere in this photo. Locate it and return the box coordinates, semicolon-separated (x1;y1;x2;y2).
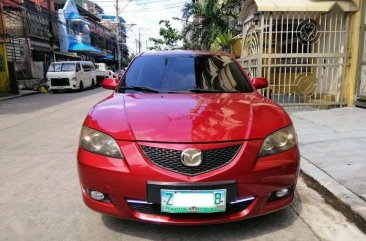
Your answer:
98;14;128;66
57;0;101;58
0;0;126;94
78;6;118;63
77;0;128;68
2;0;59;90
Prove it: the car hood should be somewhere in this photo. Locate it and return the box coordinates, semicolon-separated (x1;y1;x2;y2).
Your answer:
85;93;292;142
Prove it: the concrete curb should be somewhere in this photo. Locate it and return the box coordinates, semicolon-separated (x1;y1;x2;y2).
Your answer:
0;91;40;101
300;157;366;233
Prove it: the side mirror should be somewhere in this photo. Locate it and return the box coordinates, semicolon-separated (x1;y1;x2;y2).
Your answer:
252;77;268;89
102;78;119;90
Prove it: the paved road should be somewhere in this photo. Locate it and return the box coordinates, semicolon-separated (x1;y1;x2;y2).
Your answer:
0;88;365;241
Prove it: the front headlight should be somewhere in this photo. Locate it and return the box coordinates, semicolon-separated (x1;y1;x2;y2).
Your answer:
71;77;77;81
79;126;123;158
258;125;297;157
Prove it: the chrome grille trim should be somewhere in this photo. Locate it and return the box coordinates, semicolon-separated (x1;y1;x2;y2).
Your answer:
140;145;241;176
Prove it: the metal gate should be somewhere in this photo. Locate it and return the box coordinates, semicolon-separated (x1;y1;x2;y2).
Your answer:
240;11;351;106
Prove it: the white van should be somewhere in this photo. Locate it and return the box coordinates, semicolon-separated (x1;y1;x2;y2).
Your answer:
95;63;116;85
46;61;97;92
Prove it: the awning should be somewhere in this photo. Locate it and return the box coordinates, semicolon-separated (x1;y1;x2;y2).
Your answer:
99;54;114;60
69;42;103;55
67;12;82;20
98;14;126;24
67;13;89;25
54;52;80;59
253;0;358;12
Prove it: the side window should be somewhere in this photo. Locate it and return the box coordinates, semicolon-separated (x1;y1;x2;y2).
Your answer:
76;63;81;72
82;64;90;72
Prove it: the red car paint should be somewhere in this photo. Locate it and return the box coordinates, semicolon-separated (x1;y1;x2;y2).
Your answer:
78;51;300;225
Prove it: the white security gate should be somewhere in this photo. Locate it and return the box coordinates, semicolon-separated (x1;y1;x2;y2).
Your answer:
240;11;351;106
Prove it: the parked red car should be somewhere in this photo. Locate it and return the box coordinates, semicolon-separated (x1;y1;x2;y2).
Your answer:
77;51;300;225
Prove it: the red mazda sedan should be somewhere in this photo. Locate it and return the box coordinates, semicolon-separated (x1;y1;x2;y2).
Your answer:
77;51;300;225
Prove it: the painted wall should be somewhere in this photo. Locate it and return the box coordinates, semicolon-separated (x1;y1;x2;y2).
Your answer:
0;44;9;91
0;0;10;91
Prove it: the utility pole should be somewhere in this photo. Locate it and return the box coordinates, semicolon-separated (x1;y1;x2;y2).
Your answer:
116;0;121;72
115;0;132;72
47;0;54;61
138;27;141;53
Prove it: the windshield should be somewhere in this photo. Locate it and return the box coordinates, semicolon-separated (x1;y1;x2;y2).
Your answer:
48;63;76;72
118;55;253;93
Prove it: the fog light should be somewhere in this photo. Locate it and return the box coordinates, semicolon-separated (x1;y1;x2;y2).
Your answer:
275;188;290;198
90;190;105;201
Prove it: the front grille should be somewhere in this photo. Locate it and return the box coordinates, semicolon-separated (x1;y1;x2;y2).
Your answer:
51;78;70;86
140;145;241;176
128;200;252;217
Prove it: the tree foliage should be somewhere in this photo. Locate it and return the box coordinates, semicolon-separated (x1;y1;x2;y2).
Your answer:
212;30;234;52
181;0;241;50
149;20;182;50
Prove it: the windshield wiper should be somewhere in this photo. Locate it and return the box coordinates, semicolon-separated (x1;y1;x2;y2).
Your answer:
186;88;239;93
119;86;160;93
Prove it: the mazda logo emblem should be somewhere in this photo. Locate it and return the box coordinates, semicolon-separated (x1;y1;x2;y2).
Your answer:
181;148;202;167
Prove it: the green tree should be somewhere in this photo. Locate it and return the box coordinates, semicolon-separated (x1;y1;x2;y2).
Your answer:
181;0;241;50
212;30;234;52
149;20;182;50
127;53;136;64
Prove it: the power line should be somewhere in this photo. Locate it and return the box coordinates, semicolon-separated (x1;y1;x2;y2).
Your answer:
93;0;187;5
99;1;187;11
111;4;186;13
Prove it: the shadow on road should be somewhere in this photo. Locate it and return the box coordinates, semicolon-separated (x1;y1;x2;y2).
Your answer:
101;194;303;240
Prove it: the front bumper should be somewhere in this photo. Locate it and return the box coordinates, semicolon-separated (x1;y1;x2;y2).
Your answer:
77;140;300;225
48;80;78;90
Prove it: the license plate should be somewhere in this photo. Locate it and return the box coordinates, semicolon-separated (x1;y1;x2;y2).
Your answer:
161;189;226;213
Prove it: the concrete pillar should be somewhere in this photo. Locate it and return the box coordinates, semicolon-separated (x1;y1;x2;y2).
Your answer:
345;0;362;106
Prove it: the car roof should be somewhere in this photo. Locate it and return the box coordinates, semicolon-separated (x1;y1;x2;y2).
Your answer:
51;61;93;64
140;50;233;57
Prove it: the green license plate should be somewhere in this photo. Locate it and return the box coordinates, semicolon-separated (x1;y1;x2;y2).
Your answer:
161;189;226;213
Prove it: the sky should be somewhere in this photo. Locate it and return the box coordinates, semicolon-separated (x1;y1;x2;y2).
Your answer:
92;0;189;54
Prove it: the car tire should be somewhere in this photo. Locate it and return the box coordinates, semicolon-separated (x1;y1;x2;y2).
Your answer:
51;89;58;94
96;78;101;87
91;79;95;89
79;81;84;92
